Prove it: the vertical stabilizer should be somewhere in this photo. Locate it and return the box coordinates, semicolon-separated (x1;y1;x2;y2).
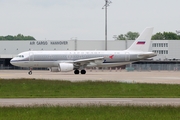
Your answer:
127;27;153;52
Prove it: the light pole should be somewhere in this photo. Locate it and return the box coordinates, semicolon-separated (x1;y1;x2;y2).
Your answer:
102;0;112;50
176;30;180;35
71;37;77;51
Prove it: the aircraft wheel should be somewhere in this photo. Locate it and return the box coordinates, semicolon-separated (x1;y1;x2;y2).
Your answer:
81;70;86;74
74;70;79;74
28;71;32;75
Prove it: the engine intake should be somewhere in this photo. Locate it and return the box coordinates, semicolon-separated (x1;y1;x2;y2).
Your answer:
58;63;74;72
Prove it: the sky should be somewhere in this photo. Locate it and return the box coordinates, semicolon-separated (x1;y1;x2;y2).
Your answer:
0;0;180;40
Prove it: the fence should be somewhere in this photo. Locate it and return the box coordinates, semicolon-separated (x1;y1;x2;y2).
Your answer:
1;64;180;71
126;64;180;71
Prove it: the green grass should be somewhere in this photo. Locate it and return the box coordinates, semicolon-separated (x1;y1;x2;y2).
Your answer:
0;106;180;120
1;79;180;119
0;79;180;98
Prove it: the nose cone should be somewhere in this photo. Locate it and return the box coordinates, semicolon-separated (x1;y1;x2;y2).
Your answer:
10;57;27;67
10;58;20;67
10;58;15;66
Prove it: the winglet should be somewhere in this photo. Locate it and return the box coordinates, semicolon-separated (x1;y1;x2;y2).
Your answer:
127;27;154;52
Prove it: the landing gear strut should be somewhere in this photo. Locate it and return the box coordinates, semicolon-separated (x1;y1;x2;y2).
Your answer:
28;68;33;75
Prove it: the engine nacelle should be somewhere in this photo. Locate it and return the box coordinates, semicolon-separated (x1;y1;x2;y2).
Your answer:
58;63;74;72
49;63;74;72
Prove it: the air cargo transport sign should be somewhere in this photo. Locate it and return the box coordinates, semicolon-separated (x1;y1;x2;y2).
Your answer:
30;41;68;45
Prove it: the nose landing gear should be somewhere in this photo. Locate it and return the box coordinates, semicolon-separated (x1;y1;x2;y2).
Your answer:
28;71;32;75
28;68;33;75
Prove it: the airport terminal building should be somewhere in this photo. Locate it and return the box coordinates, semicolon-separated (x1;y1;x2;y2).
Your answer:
0;40;180;70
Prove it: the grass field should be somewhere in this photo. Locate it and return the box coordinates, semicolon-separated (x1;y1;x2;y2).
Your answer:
0;106;180;120
1;79;180;119
0;79;180;98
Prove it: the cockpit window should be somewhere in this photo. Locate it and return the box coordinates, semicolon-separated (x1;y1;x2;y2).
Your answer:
17;55;24;58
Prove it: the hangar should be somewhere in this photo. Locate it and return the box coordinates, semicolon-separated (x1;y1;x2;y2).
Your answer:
0;40;179;69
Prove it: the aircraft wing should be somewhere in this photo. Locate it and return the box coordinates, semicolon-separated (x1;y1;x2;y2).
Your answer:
73;57;104;65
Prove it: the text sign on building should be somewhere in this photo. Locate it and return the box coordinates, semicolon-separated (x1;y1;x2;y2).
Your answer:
30;41;68;45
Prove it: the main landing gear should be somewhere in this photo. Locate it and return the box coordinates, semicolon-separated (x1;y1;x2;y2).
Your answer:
74;69;86;75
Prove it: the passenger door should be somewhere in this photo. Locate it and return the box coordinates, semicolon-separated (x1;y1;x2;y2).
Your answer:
29;52;34;61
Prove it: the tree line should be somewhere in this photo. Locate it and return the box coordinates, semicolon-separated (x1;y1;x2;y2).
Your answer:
117;31;180;40
0;34;35;40
1;31;180;40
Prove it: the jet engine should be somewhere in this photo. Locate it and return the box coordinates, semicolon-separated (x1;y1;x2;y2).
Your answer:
49;63;74;72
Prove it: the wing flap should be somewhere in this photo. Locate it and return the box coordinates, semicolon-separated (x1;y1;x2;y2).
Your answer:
74;57;104;65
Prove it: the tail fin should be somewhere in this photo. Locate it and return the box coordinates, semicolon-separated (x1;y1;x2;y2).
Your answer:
127;27;153;52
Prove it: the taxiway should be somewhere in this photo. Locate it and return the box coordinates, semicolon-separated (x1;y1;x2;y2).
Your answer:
1;70;180;107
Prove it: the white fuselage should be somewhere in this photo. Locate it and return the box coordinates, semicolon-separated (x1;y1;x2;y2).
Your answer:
10;50;156;68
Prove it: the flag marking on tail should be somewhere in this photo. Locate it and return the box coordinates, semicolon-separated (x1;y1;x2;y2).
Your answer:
136;41;145;45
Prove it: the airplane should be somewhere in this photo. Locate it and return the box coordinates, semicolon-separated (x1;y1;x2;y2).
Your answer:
10;27;157;75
